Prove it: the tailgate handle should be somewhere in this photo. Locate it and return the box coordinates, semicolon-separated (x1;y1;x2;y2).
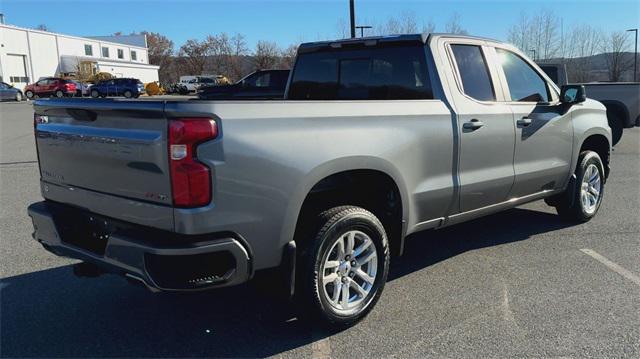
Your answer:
67;108;97;122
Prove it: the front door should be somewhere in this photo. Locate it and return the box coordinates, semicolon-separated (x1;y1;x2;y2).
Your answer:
449;43;516;212
106;80;117;97
494;48;573;198
34;79;49;95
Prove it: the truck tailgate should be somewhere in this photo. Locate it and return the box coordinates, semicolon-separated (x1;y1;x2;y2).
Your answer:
34;99;173;207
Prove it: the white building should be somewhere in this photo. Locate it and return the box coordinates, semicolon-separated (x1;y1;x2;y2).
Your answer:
0;23;160;90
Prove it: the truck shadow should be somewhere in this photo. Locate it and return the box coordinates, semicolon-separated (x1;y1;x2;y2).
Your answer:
1;207;575;357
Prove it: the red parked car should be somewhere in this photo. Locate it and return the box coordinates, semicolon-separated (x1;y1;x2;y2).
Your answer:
24;78;76;99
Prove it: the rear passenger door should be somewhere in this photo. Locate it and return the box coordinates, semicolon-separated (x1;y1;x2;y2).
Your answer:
493;47;573;198
447;42;516;213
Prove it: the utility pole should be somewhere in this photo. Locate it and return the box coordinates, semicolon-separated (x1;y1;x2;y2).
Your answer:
627;28;638;82
356;25;372;37
349;0;356;38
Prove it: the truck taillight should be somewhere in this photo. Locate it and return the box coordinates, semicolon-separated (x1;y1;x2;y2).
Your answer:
168;118;218;207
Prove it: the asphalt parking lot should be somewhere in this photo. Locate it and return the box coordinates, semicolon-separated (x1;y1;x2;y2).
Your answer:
1;100;639;358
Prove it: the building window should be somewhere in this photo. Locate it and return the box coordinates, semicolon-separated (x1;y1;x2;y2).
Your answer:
84;44;93;56
102;47;109;58
10;76;30;83
117;49;124;59
131;50;137;61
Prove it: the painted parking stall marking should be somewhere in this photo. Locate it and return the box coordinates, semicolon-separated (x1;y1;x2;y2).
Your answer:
580;248;640;287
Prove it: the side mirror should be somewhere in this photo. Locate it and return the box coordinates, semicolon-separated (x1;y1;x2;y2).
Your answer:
560;85;586;104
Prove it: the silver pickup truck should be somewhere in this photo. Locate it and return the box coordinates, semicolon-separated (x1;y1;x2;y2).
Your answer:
28;34;611;326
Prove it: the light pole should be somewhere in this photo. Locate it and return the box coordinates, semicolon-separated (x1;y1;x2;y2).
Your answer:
355;25;372;37
627;28;638;82
349;0;356;38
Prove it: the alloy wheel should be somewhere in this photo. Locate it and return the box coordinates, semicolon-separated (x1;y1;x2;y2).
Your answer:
580;164;601;215
320;230;378;314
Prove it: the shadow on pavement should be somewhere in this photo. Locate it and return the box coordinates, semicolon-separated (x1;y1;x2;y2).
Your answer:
1;207;576;357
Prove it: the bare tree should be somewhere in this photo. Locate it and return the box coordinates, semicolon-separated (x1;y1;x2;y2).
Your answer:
36;24;49;31
338;12;435;38
507;12;531;53
422;19;436;35
375;11;420;35
141;31;175;83
179;39;210;75
445;13;467;35
507;10;560;61
336;18;350;39
204;33;249;81
227;33;249;81
602;31;632;81
565;25;604;82
253;41;280;70
279;44;299;69
537;10;560;60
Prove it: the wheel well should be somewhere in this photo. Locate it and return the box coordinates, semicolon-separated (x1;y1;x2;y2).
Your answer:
602;101;628;128
580;135;610;179
294;170;404;257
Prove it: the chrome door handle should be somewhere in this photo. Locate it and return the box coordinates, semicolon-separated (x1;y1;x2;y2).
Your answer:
463;119;484;131
517;117;532;127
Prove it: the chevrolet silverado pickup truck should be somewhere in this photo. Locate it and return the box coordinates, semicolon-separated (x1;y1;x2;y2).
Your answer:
28;34;611;326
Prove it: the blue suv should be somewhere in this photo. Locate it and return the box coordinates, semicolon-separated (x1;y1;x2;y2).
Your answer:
90;78;145;98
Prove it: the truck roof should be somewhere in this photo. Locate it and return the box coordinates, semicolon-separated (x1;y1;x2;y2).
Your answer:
297;33;501;54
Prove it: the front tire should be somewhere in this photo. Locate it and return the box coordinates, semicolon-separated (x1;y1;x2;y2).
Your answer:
298;206;389;326
90;89;100;98
25;90;34;99
123;90;133;98
554;151;605;222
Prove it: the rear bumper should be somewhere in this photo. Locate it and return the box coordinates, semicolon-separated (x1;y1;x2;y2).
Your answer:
27;201;252;291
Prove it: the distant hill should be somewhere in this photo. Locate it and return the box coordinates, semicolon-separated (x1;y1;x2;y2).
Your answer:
539;52;638;82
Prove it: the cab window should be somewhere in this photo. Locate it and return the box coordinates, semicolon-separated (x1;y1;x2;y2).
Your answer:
450;44;495;101
289;45;432;100
496;48;550;102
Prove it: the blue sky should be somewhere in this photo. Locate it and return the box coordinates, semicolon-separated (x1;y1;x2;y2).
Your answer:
2;0;639;50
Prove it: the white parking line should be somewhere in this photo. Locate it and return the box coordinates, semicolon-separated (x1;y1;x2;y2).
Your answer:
580;248;640;287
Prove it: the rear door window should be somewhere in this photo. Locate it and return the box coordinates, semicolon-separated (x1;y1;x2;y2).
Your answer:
450;44;495;101
289;45;432;100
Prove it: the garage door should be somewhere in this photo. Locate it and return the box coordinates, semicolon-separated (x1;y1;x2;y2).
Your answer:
5;54;30;89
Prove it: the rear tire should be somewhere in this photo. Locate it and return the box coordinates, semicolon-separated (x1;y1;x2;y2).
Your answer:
297;205;389;327
55;90;64;98
554;151;605;222
25;90;34;99
15;92;23;102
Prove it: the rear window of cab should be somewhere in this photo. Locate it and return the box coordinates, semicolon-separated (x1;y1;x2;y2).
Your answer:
289;44;433;100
